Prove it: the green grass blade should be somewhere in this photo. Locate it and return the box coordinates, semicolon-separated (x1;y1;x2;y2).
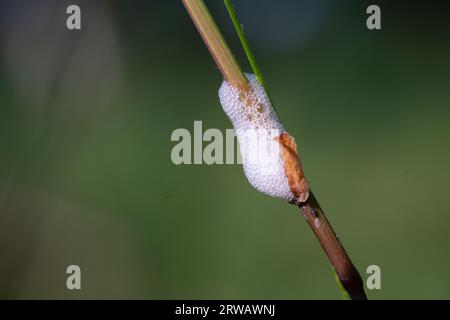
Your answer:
333;270;351;300
223;0;266;89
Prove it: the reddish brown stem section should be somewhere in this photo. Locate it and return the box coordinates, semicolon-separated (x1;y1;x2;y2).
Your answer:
299;191;367;300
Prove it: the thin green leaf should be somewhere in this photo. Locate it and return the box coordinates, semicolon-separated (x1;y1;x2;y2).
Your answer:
223;0;266;90
333;270;351;300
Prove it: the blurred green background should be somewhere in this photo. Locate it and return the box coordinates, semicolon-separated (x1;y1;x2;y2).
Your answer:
0;0;449;299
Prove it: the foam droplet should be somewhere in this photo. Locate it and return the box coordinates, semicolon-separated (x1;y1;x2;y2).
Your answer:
218;73;308;203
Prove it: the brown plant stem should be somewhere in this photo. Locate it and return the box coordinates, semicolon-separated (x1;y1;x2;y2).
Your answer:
299;192;367;300
181;0;367;300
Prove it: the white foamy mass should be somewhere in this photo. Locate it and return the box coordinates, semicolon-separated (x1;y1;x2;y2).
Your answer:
218;73;296;202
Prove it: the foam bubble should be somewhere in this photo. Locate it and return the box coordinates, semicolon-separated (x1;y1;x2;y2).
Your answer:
218;73;299;202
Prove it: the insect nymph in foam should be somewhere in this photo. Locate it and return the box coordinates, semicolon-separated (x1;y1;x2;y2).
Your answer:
218;73;309;204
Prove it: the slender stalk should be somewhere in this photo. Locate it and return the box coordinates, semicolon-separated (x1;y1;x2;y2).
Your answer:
223;0;266;89
181;0;249;91
181;0;367;300
299;192;367;300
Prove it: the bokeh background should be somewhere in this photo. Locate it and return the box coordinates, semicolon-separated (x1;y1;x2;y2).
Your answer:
0;0;449;299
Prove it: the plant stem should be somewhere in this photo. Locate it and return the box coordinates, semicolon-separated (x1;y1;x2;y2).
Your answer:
181;0;367;300
223;0;266;89
181;0;249;91
299;192;367;300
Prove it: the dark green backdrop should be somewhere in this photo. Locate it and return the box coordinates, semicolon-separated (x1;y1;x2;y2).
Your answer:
0;0;449;299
